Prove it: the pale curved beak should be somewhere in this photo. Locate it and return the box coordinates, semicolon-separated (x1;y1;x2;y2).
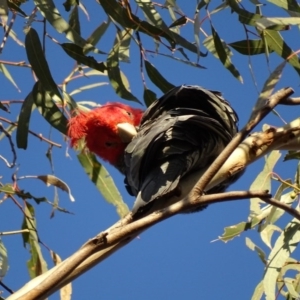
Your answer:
117;123;138;143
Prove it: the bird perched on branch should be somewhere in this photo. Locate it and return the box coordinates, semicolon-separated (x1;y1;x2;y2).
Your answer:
124;85;242;214
68;85;242;214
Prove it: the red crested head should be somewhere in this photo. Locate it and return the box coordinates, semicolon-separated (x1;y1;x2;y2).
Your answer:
68;102;143;172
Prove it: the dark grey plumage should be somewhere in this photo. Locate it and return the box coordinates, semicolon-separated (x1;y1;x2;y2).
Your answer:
124;85;242;214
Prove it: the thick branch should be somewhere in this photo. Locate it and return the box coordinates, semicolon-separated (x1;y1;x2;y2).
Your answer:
8;87;299;300
8;190;271;300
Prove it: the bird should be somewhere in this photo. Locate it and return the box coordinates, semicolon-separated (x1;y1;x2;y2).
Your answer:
68;103;143;174
124;85;242;214
68;85;242;215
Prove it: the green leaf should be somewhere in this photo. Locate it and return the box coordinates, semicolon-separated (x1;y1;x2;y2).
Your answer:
251;280;265;300
136;0;169;31
229;39;272;55
284;150;300;161
22;202;48;278
0;101;8;112
61;43;107;72
249;151;281;216
0;63;20;92
63;0;79;12
69;4;80;35
263;29;300;76
0;184;14;195
32;82;68;135
16;91;35;149
256;17;298;30
193;6;200;61
253;61;286;115
0;0;8;26
69;82;108;96
218;217;261;242
7;1;27;17
85;19;110;53
227;0;262;26
284;278;300;298
0;238;8;278
18;175;75;202
34;0;95;49
169;16;187;28
143;88;157;107
117;28;132;63
77;153;130;218
265;187;294;225
210;25;243;82
99;0;205;55
245;237;267;264
107;36;140;102
144;60;175;93
263;219;300;300
25;28;62;101
260;224;282;249
267;0;300;14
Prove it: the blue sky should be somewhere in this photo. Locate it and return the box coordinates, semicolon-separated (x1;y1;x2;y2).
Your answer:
1;1;300;299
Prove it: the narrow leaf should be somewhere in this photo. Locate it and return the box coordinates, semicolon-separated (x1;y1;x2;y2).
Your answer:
249;151;281;216
69;82;108;96
25;28;62;101
61;43;107;72
227;0;262;26
69;4;80;35
77;153;130;218
107;36;140;102
245;237;267;265
34;0;95;49
32;82;68;135
144;60;175;93
251;280;265;300
0;0;8;26
169;16;187;28
143;88;157;107
51;251;72;299
218;217;261;242
117;29;132;63
99;0;206;55
263;219;300;300
16;91;35;149
0;239;8;278
85;19;110;52
22;202;48;278
0;63;20;92
267;0;300;13
229;39;272;55
263;29;300;76
211;25;243;82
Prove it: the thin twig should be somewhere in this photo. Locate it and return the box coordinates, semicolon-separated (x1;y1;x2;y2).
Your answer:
0;229;30;236
260;197;300;221
0;100;24;104
0;117;62;148
0;12;17;54
0;281;14;295
0;123;17;167
0;60;31;67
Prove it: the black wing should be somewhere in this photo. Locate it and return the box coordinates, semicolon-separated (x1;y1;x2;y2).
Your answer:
124;85;240;213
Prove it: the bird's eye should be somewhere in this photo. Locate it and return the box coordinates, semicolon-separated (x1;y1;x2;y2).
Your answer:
126;111;133;118
105;142;115;147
